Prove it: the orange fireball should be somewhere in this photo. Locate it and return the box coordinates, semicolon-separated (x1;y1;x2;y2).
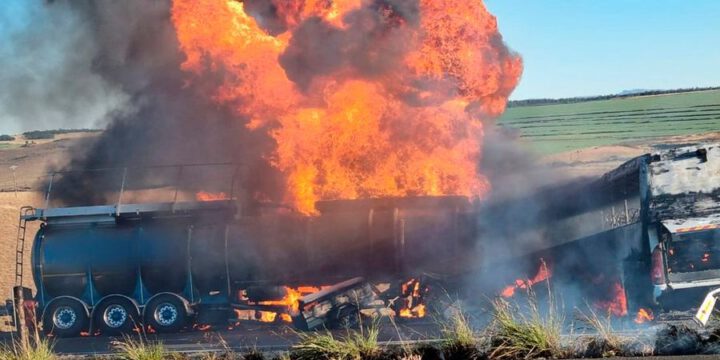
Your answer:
171;0;522;214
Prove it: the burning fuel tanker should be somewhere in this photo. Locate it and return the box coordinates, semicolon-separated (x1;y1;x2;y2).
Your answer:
14;143;720;337
7;0;527;337
23;195;476;337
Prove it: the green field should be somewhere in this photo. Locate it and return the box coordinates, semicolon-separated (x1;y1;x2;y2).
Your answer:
498;90;720;154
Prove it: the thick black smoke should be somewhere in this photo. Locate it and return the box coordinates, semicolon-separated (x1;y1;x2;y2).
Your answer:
0;1;126;134
43;0;283;206
279;0;419;90
40;0;427;206
468;129;655;316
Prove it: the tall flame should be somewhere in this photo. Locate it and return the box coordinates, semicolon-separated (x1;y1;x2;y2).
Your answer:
172;0;522;214
594;282;628;317
501;261;551;298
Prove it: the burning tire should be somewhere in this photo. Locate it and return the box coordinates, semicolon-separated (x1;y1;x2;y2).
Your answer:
93;297;140;335
42;298;88;337
144;295;187;333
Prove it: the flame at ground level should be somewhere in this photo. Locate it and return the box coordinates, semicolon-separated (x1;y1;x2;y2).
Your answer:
235;309;286;323
257;286;323;313
499;262;640;322
593;282;628;317
196;191;229;201
237;285;325;323
501;260;551;298
635;308;654;324
399;304;426;318
234;280;429;323
399;278;429;319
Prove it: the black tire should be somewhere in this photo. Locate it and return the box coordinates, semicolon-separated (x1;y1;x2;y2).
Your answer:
93;297;140;335
42;298;88;337
144;295;187;333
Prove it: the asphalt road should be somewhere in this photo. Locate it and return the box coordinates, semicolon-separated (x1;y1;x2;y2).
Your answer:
0;317;711;358
607;358;719;360
4;326;720;360
0;320;443;356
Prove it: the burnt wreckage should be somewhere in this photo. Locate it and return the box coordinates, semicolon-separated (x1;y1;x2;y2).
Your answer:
10;178;473;337
7;143;720;336
482;143;720;315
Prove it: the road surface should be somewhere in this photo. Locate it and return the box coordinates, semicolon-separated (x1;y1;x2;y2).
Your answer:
1;320;442;355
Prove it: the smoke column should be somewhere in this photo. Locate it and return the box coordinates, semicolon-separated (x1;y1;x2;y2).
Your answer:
0;0;126;134
25;0;523;211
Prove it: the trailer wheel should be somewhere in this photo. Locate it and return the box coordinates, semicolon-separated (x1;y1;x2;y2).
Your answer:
43;298;88;337
93;297;140;335
145;295;187;333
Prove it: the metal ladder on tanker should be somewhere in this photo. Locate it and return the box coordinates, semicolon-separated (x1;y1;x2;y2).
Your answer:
15;206;34;287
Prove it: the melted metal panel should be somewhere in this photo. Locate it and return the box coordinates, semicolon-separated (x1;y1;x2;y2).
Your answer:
649;144;720;220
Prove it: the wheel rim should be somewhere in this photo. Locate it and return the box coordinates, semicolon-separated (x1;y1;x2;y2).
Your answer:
103;304;129;328
153;302;179;326
52;306;77;330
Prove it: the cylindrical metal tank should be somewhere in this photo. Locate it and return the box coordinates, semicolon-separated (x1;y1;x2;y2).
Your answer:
89;225;138;297
35;226;91;299
224;196;475;287
33;222;192;306
139;225;189;295
31;196;476;308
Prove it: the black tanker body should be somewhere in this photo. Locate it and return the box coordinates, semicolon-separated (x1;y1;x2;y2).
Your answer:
23;195;477;337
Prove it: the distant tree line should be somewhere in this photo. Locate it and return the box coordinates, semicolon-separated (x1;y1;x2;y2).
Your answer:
22;128;102;140
0;134;15;141
508;86;720;108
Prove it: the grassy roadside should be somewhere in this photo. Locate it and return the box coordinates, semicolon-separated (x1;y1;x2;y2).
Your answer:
499;89;720;154
0;338;55;360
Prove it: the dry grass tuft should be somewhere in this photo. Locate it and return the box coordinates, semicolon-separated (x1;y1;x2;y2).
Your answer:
440;307;483;360
242;350;266;360
290;324;380;360
268;353;291;360
112;335;167;360
0;338;55;360
578;307;625;358
488;297;565;360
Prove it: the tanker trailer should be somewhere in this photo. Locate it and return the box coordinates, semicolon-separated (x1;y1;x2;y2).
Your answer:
18;193;478;337
23;200;235;337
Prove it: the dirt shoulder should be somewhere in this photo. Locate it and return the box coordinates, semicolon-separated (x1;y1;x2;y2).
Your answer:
540;131;720;180
0;132;97;192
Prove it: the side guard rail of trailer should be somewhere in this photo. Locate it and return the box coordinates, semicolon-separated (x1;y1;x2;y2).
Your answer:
30;162;243;219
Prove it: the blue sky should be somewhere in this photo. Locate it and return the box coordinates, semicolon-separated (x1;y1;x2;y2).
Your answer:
485;0;720;100
2;1;719;136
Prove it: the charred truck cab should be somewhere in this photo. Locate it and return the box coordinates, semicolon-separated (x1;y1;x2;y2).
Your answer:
589;144;720;311
645;145;720;305
573;143;720;311
483;143;720;315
